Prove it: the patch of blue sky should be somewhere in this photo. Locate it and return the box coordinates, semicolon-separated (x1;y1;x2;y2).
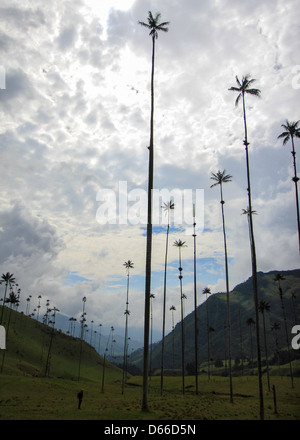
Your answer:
63;271;93;286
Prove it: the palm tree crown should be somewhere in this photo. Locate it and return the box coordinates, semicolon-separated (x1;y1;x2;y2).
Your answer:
229;74;261;107
277;120;300;146
210;170;232;188
123;260;134;273
139;12;170;39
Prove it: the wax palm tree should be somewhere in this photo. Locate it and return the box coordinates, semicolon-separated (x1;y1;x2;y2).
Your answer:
0;272;16;324
36;295;42;322
278;120;300;252
139;11;169;412
174;239;187;394
192;204;199;394
273;273;294;388
202;287;212;379
122;260;134;394
44;306;59;377
229;74;264;420
258;300;271;391
77;296;86;382
169;305;176;369
210;169;233;402
160;200;174;395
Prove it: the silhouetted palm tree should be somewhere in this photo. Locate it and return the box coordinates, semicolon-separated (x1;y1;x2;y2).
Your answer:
174;239;187;394
278;120;300;253
139;11;169;412
0;272;16;324
77;296;86;382
229;74;264;420
210;169;233;402
122;260;134;394
274;273;294;388
192;204;199;394
202;287;212;379
259;300;271;391
169;305;176;369
44;306;59;377
36;295;42;322
160;200;174;395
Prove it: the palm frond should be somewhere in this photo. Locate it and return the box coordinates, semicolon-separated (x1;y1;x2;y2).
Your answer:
246;88;261;97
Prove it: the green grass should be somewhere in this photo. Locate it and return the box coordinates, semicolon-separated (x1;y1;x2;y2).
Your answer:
0;307;299;420
0;374;299;420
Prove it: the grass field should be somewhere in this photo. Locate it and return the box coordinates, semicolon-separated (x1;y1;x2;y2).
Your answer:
0;308;299;421
0;374;299;420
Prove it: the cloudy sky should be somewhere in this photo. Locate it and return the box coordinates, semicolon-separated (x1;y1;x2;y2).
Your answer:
0;0;299;342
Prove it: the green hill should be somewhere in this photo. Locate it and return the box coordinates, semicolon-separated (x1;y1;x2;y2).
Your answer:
0;306;122;383
131;269;300;374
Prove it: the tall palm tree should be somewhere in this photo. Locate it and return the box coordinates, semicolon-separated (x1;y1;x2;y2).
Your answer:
202;287;212;380
258;299;271;391
0;273;16;325
278;120;300;253
210;169;233;403
44;306;59;377
229;74;264;420
122;260;134;394
273;273;294;388
173;239;187;394
77;296;86;382
36;295;42;322
160;201;174;395
192;204;199;395
169;305;176;369
139;11;169;412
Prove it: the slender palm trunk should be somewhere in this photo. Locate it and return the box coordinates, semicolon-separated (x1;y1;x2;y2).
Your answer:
291;136;300;253
193;207;199;395
160;221;170;395
220;185;233;403
178;247;185;394
205;296;211;380
122;273;130;394
142;35;155;412
242;93;264;420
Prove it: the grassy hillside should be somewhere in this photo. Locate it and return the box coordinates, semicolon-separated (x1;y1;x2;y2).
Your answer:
0;306;123;383
131;269;300;373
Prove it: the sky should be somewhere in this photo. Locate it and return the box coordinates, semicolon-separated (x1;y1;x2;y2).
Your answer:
0;0;299;343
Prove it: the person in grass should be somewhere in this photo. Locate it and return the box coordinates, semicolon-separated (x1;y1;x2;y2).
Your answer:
77;389;83;409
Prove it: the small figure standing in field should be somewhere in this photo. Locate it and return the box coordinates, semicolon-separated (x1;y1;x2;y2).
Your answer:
77;389;83;409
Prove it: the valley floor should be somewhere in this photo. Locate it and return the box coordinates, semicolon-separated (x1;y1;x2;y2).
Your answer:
0;374;299;421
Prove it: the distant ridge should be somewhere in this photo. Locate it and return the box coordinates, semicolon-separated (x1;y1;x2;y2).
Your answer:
130;269;300;373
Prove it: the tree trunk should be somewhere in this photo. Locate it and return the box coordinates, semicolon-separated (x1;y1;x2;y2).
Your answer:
291;136;300;253
193;206;199;395
242;92;264;420
220;184;233;403
160;222;170;395
142;35;155;412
